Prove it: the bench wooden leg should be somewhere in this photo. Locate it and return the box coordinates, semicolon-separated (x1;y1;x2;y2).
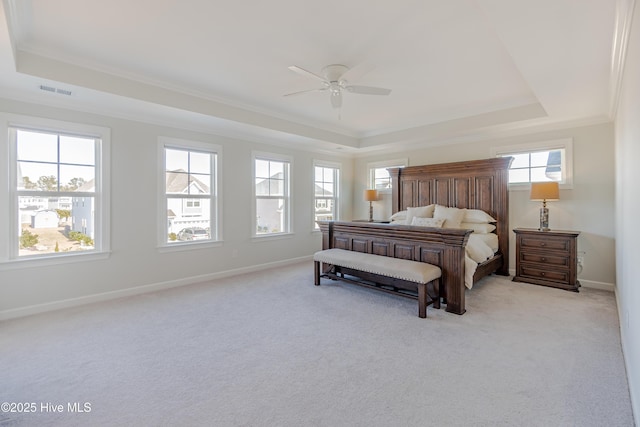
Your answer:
433;278;441;310
314;261;321;286
418;283;427;318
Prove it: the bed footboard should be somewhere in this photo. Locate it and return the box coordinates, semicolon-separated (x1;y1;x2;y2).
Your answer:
317;221;472;315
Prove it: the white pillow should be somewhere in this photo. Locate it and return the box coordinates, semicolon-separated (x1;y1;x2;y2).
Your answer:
466;234;495;263
459;222;496;234
390;219;407;225
389;210;407;221
405;205;436;225
433;205;465;229
463;208;496;224
411;217;445;228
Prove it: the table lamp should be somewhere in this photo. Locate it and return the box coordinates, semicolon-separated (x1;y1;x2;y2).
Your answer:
530;182;559;231
363;189;378;222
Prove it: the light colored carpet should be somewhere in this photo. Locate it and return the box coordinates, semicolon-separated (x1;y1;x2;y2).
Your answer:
0;261;635;426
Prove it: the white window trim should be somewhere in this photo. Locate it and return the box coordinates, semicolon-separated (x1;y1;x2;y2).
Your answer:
252;151;293;239
312;160;341;230
491;138;574;190
157;137;223;251
367;158;408;194
0;113;111;267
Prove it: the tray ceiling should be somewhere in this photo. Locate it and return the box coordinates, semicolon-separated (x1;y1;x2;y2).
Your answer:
0;0;627;152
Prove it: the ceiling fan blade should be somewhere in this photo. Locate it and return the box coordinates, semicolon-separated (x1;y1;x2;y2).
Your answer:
288;65;327;83
283;87;327;97
331;91;342;109
339;63;375;83
346;85;391;96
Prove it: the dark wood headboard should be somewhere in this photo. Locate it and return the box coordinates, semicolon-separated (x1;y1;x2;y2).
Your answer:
388;157;513;276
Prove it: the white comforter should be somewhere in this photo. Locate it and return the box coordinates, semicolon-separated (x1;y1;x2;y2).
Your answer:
464;233;498;289
388;220;498;289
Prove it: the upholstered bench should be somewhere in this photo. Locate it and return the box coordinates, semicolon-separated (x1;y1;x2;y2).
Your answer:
313;248;442;318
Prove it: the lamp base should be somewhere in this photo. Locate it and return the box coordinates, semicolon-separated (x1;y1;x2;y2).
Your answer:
369;202;374;222
539;206;549;231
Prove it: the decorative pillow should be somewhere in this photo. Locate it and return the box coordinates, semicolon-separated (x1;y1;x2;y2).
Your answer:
411;217;445;228
433;205;465;228
459;222;496;234
390;219;407;225
389;210;407;221
405;205;436;225
462;208;496;224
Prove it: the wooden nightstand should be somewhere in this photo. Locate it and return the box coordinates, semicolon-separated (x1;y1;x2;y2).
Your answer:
513;228;581;292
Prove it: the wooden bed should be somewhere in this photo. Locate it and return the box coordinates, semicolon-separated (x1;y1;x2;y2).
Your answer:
390;157;512;282
317;157;512;315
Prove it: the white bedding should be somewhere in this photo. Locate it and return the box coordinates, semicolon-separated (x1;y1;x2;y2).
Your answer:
464;233;498;289
472;232;499;252
387;218;498;289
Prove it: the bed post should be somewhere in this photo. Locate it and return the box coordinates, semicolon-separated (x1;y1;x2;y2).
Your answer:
388;167;402;214
495;158;512;276
442;246;467;315
318;221;333;250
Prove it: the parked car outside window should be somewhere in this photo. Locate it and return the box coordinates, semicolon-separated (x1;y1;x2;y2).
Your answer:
177;227;209;241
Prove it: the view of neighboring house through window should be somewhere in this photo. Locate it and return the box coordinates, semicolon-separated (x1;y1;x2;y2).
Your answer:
493;139;572;187
163;143;218;244
368;158;407;191
314;162;339;228
506;150;563;183
8;124;107;259
254;153;291;236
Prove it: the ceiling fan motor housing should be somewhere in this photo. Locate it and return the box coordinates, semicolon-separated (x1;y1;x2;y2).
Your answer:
322;64;350;82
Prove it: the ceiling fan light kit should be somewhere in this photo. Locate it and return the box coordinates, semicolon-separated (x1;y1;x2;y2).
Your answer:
284;64;391;109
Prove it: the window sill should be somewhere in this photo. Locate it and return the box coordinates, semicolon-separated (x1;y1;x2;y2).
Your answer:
0;251;111;271
509;182;573;191
157;240;223;253
251;232;294;242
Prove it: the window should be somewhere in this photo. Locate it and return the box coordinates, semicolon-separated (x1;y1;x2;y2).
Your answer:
492;139;573;188
159;138;220;247
367;158;407;191
253;153;291;236
1;115;110;263
313;162;340;228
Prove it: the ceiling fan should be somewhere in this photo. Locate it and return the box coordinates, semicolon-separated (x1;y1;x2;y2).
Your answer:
284;64;391;109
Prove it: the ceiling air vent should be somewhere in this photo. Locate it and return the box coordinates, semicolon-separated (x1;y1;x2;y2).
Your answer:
39;85;55;93
39;85;72;96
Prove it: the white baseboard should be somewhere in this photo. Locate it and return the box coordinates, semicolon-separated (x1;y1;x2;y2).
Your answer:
0;255;313;321
2;258;615;321
578;279;615;292
506;268;614;292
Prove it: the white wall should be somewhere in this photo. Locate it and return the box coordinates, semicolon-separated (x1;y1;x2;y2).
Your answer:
0;98;353;317
615;0;640;420
353;122;616;287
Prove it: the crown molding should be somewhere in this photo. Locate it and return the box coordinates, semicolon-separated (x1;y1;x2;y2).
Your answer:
13;49;362;149
351;114;612;158
2;0;19;61
609;0;637;119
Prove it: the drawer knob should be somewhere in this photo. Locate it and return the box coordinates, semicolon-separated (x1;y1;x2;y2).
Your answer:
541;257;546;261
541;272;546;276
540;242;546;247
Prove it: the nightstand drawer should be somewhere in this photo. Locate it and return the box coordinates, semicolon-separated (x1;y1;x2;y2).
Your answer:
519;236;570;252
520;252;570;268
519;265;569;283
